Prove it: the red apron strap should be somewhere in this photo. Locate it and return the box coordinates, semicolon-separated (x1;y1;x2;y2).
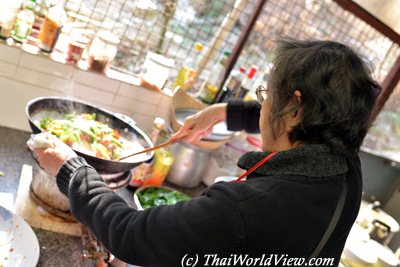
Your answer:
235;152;278;182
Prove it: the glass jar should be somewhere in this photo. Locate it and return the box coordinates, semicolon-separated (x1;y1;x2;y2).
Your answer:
66;32;88;64
88;31;120;73
140;52;175;91
0;1;21;39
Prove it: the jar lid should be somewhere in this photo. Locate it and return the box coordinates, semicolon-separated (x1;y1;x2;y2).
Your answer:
97;31;120;45
147;52;175;68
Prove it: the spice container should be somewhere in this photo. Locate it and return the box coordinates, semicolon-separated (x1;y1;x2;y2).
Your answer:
127;117;165;189
38;3;67;52
140;52;175;91
88;31;120;73
12;0;36;43
0;1;21;40
142;148;174;186
66;32;88;64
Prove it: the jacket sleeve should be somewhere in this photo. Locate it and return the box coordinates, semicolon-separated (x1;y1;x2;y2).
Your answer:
226;100;261;133
57;157;244;267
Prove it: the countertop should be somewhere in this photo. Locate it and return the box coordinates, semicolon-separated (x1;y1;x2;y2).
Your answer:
0;126;93;267
0;126;206;267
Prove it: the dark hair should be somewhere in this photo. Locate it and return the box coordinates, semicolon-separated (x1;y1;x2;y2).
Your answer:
268;38;381;156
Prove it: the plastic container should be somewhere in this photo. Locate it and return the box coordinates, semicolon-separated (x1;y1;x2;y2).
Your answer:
215;66;246;103
12;0;36;43
0;1;21;39
38;3;67;52
197;51;230;104
142;148;174;186
173;42;203;91
88;31;120;73
140;52;175;91
65;32;88;64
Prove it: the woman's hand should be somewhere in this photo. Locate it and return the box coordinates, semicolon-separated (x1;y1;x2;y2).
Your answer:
170;103;228;143
30;134;77;177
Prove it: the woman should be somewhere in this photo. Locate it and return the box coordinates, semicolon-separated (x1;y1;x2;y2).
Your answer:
34;38;380;266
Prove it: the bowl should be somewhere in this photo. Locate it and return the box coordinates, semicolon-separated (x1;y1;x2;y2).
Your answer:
133;185;190;210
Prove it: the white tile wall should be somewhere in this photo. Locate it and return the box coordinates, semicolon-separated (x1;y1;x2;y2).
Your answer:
19;53;74;79
14;67;72;92
113;96;158;116
73;69;120;93
118;83;163;105
0;61;17;78
0;43;21;64
0;44;173;134
71;83;115;106
0;76;63;131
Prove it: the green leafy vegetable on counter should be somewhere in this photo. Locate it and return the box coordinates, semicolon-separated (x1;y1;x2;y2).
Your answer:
136;187;190;209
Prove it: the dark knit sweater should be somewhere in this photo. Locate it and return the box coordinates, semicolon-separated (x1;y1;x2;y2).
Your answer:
56;101;361;267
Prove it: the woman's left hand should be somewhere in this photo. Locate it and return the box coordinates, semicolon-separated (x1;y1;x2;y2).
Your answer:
30;134;77;177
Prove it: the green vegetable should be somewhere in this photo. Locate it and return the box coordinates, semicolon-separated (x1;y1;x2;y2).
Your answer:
39;117;53;129
136;187;190;209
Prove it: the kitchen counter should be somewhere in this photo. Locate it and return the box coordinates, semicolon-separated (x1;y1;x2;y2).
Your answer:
0;126;207;267
0;126;93;267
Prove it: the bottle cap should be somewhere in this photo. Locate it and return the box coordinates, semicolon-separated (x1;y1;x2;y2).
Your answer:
223;51;231;57
239;66;246;73
194;43;203;52
247;65;258;79
97;31;120;45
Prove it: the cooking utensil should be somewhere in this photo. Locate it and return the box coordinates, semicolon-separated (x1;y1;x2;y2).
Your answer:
26;97;154;174
166;141;212;188
118;138;175;161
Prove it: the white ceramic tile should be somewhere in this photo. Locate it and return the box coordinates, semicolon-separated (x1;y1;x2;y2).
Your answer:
73;69;120;93
0;44;21;64
113;96;157;116
0;76;62;132
19;52;73;79
71;83;115;105
0;61;17;78
128;112;153;134
154;107;172;122
118;83;163;105
75;96;132;117
158;93;173;110
14;67;72;93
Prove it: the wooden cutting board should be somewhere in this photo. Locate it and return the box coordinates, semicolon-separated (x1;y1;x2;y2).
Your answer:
14;165;82;236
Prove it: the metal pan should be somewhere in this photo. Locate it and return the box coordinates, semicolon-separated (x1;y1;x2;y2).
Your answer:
26;96;154;174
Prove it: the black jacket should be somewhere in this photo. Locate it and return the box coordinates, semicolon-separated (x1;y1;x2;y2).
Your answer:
57;101;361;267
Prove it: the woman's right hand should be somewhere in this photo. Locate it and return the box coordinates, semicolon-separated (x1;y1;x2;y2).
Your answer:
170;103;228;143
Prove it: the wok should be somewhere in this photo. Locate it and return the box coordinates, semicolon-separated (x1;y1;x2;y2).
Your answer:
26;97;154;174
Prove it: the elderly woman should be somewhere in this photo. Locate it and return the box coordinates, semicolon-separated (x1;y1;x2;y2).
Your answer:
34;38;380;267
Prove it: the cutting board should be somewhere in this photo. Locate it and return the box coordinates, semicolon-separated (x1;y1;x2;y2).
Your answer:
14;164;82;236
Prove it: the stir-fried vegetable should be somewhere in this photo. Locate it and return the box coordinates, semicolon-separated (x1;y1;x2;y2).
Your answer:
37;113;125;160
136;187;190;209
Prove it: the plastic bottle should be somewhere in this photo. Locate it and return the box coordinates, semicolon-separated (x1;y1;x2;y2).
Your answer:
0;1;21;40
244;66;269;101
127;117;166;190
38;2;67;52
215;66;246;103
12;0;36;43
173;42;204;91
234;65;258;99
197;51;231;104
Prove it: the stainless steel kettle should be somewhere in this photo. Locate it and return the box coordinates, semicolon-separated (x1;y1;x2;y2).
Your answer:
166;141;212;188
